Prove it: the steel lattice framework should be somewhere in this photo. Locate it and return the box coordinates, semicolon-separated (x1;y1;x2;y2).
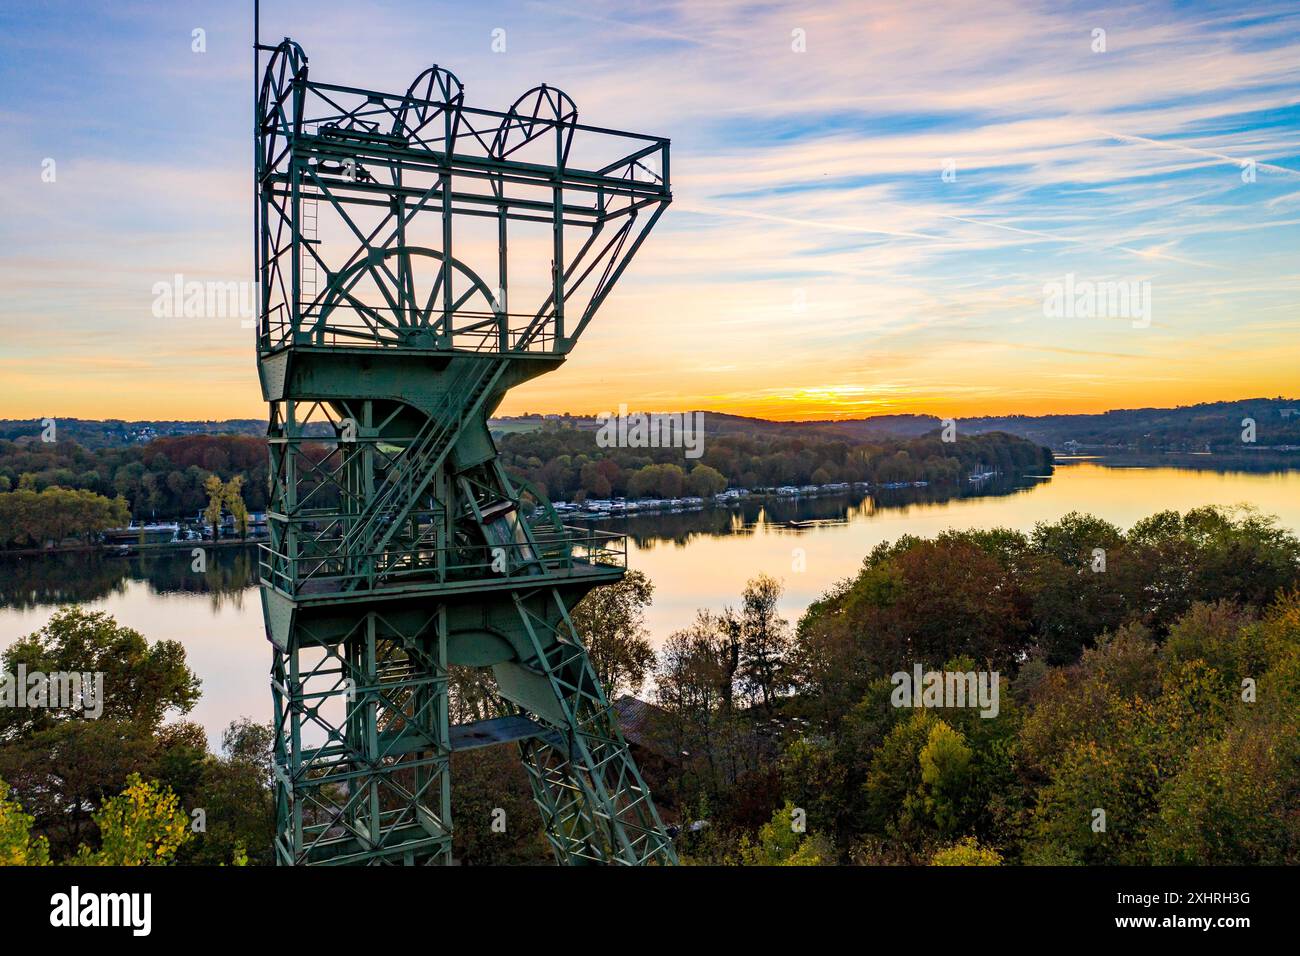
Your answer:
253;36;676;865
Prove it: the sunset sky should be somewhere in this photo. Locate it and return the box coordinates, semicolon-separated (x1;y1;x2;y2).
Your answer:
1;0;1297;422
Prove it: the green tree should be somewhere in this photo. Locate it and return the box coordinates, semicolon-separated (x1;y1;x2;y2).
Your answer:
628;463;685;499
0;609;200;857
863;710;934;841
1161;600;1268;693
916;720;972;836
739;802;834;865
182;719;276;866
685;464;727;498
778;736;846;848
0;607;200;735
738;574;790;712
570;569;656;697
221;716;274;785
0;488;128;549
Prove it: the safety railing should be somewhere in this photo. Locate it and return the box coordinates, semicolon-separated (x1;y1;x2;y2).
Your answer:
260;302;559;354
260;525;626;597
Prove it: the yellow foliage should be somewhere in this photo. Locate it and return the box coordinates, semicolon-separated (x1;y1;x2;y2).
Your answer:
75;773;191;866
0;779;50;866
931;836;1002;866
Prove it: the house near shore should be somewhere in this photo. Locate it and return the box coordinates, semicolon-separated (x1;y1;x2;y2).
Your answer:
612;695;680;766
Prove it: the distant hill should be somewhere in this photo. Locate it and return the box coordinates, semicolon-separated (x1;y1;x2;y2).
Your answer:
0;418;266;450
489;411;944;441
956;399;1300;451
492;399;1300;452
7;397;1299;453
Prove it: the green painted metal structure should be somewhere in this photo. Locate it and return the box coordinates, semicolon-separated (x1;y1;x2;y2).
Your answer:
253;36;676;865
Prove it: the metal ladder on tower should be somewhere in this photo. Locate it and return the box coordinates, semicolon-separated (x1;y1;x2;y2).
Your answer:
300;195;319;320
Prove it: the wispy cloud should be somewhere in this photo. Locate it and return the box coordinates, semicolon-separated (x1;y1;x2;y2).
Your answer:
0;0;1296;419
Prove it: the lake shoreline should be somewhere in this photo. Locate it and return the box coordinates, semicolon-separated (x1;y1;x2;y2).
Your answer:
5;460;1300;751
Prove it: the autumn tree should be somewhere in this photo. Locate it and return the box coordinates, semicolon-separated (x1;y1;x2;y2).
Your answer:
578;461;612;499
203;473;224;540
223;475;250;538
655;614;736;790
0;779;50;865
450;747;550;865
73;774;191;865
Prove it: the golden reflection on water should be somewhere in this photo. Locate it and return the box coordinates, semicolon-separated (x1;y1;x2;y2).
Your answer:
629;462;1300;649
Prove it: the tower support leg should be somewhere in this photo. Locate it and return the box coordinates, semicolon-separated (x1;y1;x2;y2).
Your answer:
505;588;679;865
271;609;453;865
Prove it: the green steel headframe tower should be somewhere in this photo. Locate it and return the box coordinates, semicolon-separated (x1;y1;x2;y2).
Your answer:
253;36;676;865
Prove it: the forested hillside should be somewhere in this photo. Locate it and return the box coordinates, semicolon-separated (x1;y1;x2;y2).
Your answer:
496;427;1050;501
0;426;1050;543
796;397;1300;451
652;505;1300;865
0;434;268;526
5;505;1295;866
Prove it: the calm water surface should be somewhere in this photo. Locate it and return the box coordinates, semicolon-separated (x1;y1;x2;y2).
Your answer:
3;459;1299;746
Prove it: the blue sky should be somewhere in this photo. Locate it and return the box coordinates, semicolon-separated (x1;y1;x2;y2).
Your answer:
1;0;1297;419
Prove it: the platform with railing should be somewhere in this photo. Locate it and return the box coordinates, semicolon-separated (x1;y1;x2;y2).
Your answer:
259;524;626;601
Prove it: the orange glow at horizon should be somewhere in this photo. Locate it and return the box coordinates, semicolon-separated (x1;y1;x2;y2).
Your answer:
5;369;1297;424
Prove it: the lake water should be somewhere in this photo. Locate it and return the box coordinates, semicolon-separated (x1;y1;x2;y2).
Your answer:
4;458;1299;747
